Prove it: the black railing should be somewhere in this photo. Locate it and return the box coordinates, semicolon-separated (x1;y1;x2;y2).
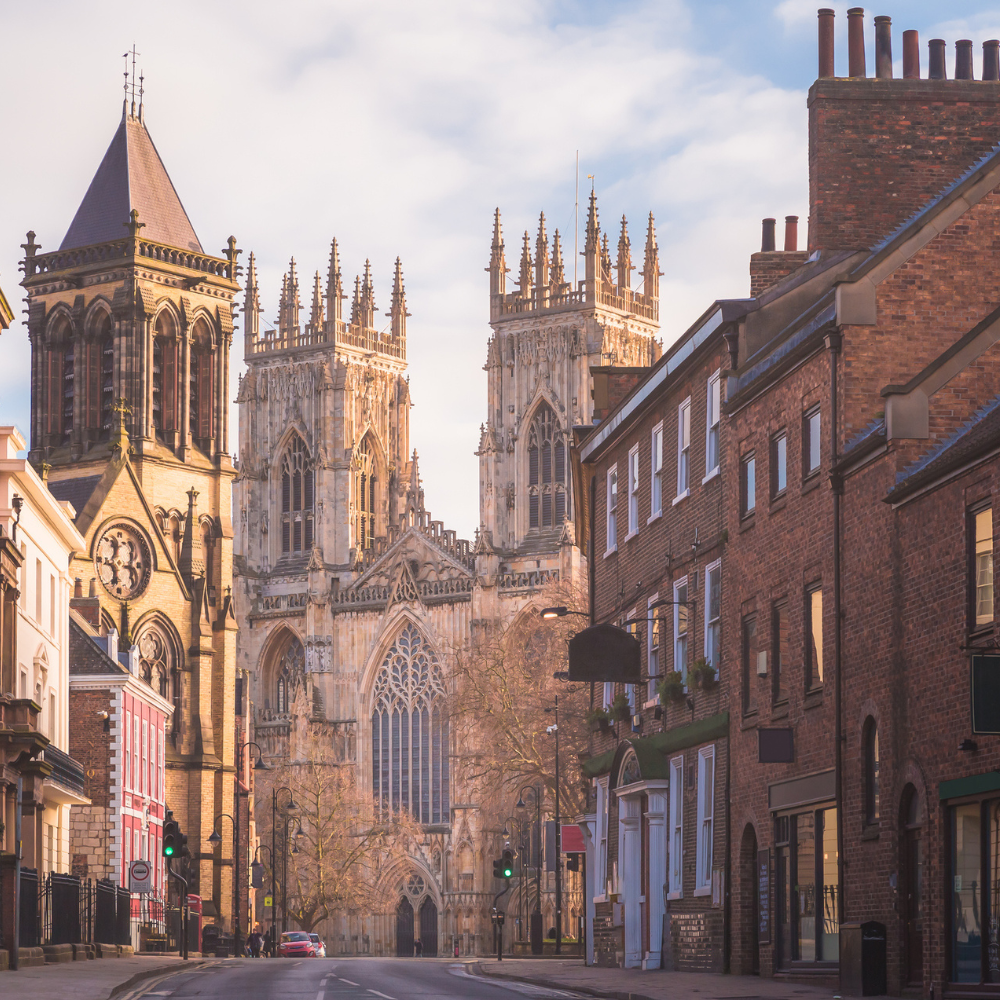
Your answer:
19;868;39;948
41;745;86;797
95;878;117;944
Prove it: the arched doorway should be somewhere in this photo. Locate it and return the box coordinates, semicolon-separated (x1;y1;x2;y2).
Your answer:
419;897;438;957
740;824;760;975
395;897;414;957
900;785;924;986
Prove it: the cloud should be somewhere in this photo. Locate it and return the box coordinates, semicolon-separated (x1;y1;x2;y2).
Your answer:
0;0;809;538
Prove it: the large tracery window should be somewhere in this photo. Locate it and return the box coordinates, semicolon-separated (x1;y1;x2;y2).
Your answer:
371;623;449;824
527;403;567;530
135;619;178;703
281;436;314;554
355;437;377;551
268;635;303;715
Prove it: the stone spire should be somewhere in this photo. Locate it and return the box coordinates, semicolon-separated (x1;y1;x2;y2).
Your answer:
600;233;613;283
518;230;532;296
584;187;600;289
642;212;660;300
279;258;300;335
244;251;260;351
390;257;408;339
616;215;632;289
489;208;507;297
360;260;376;329
310;270;324;328
534;212;549;292
326;237;343;324
350;274;362;326
551;229;565;287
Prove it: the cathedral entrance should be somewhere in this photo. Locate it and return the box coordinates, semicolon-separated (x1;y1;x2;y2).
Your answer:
419;897;438;957
396;897;414;957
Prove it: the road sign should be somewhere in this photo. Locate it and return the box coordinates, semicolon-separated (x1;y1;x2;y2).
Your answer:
129;859;152;893
264;895;273;908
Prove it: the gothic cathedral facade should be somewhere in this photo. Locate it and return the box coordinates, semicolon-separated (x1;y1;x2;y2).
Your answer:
234;192;661;955
20;101;241;924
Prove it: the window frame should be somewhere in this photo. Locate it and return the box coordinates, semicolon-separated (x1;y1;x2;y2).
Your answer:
695;745;716;895
704;560;721;668
647;593;661;702
741;451;756;518
805;583;824;690
668;755;684;898
626;445;640;539
770;429;787;499
605;464;618;556
803;406;821;478
596;776;610;899
649;421;664;521
741;613;757;716
970;502;994;630
673;577;689;687
704;370;721;481
772;599;789;706
675;397;692;503
862;717;880;827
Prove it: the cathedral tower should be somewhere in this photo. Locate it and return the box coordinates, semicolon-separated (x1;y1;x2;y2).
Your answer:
478;196;662;558
20;96;241;925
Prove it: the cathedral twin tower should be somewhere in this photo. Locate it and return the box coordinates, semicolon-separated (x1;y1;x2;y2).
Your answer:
21;95;661;953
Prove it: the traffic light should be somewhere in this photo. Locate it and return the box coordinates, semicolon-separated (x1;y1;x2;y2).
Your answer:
251;861;264;888
566;853;580;873
492;857;504;880
501;849;514;878
178;828;190;858
162;812;179;858
496;910;505;926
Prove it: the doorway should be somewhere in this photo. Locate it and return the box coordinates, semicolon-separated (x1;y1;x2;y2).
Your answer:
396;896;414;957
419;897;438;957
900;786;923;986
741;824;760;975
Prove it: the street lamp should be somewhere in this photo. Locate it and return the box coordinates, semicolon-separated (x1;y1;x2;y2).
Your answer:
272;786;300;943
516;783;543;954
544;696;563;956
539;606;589;620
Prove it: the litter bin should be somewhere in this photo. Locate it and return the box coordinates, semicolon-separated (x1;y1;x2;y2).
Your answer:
840;921;887;996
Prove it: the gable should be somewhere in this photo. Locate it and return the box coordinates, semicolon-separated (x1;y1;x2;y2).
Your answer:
352;528;473;593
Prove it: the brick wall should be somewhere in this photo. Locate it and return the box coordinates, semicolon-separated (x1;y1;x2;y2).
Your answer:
749;251;809;299
68;687;115;880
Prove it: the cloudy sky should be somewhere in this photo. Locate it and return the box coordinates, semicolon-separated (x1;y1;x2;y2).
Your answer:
2;0;998;538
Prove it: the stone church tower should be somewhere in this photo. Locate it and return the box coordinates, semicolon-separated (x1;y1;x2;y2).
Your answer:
20;97;241;926
234;194;661;957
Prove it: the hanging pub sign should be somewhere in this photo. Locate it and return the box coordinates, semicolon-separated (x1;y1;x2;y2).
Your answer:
567;623;641;683
971;655;1000;734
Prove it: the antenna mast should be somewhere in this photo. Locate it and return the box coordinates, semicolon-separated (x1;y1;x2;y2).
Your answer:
574;150;579;288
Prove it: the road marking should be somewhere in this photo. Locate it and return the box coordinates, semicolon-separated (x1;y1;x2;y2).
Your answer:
316;991;325;1000
339;979;359;986
367;992;395;1000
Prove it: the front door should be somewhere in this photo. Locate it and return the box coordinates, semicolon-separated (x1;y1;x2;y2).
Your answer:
902;823;923;984
396;897;414;957
419;897;438;957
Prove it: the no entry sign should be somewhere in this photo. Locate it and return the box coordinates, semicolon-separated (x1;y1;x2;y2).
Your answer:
129;859;152;893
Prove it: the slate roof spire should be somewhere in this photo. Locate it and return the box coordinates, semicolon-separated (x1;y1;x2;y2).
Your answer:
60;108;203;253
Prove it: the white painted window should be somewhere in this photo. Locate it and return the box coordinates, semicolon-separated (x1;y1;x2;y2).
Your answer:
141;831;148;862
669;756;684;897
704;561;721;667
705;371;721;477
675;398;691;500
142;719;148;796
696;746;716;894
159;728;165;802
49;574;56;635
647;594;661;701
134;830;140;867
597;777;610;897
804;406;821;475
133;716;140;794
650;422;663;519
626;615;638;711
124;825;131;879
35;559;42;623
603;681;613;710
606;465;618;553
627;446;639;537
673;578;689;683
125;711;131;791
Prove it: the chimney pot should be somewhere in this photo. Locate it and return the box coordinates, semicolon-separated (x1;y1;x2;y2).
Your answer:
74;577;82;599
874;15;893;79
903;29;920;78
984;40;1000;81
784;216;799;253
848;7;867;78
818;8;835;78
929;38;947;80
956;39;974;80
88;577;97;598
761;218;776;253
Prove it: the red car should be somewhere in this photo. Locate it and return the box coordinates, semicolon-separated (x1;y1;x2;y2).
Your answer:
278;931;316;957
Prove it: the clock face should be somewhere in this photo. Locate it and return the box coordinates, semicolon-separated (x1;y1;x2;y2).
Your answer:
95;523;152;600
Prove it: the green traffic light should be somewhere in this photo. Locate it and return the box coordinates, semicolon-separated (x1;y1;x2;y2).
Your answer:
164;845;174;856
503;866;513;878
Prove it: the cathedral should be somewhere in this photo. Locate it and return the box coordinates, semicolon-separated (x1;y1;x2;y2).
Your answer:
233;196;662;955
20;96;240;924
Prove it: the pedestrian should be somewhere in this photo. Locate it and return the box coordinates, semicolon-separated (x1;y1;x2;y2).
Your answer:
249;930;262;958
414;938;423;958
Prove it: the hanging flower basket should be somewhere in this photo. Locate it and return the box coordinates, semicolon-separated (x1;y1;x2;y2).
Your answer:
691;658;717;691
610;692;632;722
586;707;613;734
657;671;686;705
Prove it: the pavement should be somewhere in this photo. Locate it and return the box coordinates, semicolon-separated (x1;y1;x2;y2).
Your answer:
475;958;846;1000
0;955;202;1000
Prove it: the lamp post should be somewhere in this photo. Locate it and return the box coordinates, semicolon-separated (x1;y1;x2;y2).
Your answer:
282;815;303;935
516;783;543;954
544;696;562;955
271;786;299;949
502;815;529;943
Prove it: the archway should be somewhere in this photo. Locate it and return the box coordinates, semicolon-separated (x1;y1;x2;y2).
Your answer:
419;897;438;957
395;897;413;957
739;823;760;975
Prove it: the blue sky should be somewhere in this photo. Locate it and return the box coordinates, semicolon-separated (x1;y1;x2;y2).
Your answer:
2;1;999;538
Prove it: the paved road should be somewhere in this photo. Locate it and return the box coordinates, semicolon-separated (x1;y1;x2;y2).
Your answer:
133;958;588;1000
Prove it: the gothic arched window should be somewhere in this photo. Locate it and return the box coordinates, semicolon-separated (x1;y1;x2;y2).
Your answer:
136;619;179;703
45;316;74;444
152;311;179;438
355;437;377;551
99;317;114;437
281;436;314;554
190;318;214;450
267;634;303;715
527;403;567;529
371;623;449;824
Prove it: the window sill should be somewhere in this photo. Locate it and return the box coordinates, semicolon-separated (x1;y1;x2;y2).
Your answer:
741;711;759;731
770;493;787;513
603;547;617;559
702;466;720;485
647;511;663;526
624;530;639;544
672;490;690;506
801;471;822;494
771;700;789;721
693;886;712;898
861;824;880;842
804;688;824;710
643;698;659;710
667;890;683;901
739;513;755;532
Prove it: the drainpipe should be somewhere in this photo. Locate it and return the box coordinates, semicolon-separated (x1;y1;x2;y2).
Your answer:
825;327;845;927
